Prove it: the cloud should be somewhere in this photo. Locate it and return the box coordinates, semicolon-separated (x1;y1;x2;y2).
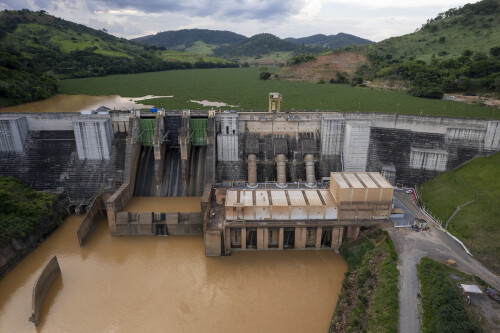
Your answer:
87;0;303;20
0;0;481;41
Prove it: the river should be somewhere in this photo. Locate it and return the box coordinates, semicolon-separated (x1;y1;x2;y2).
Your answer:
0;94;169;113
0;215;347;333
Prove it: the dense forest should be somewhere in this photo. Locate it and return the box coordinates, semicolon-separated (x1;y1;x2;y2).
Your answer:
212;33;326;59
0;10;236;107
0;176;63;247
133;29;247;50
134;29;372;58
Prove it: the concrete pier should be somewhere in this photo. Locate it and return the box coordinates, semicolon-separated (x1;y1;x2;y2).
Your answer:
73;119;113;160
0;117;28;152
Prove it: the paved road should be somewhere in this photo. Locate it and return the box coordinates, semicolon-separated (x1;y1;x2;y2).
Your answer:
387;190;500;333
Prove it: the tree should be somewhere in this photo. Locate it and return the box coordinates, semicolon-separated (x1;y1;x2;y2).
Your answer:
259;71;271;80
490;47;500;57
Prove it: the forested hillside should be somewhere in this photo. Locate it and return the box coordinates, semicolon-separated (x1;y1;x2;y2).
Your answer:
0;10;235;107
358;0;500;98
282;0;500;100
212;33;325;59
133;29;247;54
134;30;374;60
285;33;372;49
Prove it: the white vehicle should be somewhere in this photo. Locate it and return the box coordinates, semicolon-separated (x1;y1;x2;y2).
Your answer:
406;190;413;194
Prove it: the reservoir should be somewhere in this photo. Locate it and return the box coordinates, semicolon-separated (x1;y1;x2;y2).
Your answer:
0;214;347;332
0;94;162;113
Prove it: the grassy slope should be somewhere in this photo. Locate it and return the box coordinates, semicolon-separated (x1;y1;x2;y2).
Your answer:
59;67;500;118
358;3;500;63
419;152;500;273
185;41;218;55
418;258;482;333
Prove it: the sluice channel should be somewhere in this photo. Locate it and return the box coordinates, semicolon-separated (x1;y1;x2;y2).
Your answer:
133;145;207;197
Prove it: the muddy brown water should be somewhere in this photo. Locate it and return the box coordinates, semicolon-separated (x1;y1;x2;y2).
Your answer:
122;197;202;212
0;94;163;113
0;204;346;332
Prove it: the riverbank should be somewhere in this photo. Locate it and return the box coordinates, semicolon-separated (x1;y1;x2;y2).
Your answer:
329;228;399;332
0;177;68;279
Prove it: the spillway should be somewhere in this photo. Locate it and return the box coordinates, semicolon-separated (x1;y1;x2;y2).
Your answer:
133;145;207;197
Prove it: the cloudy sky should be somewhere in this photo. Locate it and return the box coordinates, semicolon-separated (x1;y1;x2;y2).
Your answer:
0;0;480;42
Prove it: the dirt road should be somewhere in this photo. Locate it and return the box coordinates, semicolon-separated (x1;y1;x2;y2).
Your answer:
388;191;500;333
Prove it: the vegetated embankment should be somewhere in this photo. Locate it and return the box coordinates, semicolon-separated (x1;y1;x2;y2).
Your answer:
419;151;500;275
0;176;68;279
418;258;483;332
330;228;399;333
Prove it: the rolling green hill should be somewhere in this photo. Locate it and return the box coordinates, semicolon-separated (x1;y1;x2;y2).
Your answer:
133;29;247;55
285;0;500;100
285;33;373;49
133;29;379;63
212;33;325;59
0;10;235;107
364;0;500;63
359;0;500;99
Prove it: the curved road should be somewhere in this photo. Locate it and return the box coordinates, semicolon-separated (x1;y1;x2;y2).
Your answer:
387;191;500;333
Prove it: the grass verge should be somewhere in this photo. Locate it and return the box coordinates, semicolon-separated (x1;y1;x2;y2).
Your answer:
419;152;500;274
418;258;482;333
330;229;399;333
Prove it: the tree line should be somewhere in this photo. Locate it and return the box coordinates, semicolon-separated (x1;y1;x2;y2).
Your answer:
357;47;500;99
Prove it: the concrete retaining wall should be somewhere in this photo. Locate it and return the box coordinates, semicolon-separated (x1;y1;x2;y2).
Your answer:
29;256;61;326
77;192;110;246
106;183;133;234
113;211;202;236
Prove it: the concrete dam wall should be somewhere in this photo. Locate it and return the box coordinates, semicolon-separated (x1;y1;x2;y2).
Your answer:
1;110;499;205
215;112;500;187
0;112;129;202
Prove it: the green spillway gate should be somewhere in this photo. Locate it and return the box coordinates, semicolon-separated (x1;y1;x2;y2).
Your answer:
189;118;208;146
136;119;155;146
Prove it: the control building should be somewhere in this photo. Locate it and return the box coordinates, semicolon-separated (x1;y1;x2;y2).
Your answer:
204;172;394;256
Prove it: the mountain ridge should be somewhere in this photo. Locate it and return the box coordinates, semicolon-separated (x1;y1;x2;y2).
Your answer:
132;29;371;58
285;33;373;49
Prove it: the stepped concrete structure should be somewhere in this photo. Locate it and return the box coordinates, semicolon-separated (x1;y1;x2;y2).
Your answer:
1;94;499;255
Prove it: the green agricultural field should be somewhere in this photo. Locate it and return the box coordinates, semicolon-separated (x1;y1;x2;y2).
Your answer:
419;152;500;274
59;67;500;118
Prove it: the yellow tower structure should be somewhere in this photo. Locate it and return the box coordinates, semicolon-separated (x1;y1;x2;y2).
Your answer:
268;92;282;113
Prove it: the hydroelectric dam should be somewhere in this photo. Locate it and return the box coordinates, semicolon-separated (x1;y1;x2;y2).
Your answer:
1;93;499;256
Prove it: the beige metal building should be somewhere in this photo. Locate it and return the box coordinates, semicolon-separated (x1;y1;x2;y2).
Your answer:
329;172;393;220
204;172;394;255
